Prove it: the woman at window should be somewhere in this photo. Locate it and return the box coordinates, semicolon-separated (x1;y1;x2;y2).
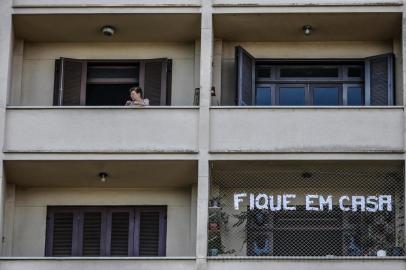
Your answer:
125;87;150;106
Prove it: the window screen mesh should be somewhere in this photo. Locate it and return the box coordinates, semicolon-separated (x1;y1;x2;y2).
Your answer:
208;161;405;257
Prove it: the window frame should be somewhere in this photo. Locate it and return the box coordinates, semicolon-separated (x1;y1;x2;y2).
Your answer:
45;206;167;257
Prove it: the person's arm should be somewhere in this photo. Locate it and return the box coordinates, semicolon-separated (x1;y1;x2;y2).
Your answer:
125;100;132;106
143;99;150;106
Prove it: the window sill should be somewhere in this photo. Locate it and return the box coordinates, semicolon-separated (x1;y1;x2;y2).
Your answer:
207;256;406;260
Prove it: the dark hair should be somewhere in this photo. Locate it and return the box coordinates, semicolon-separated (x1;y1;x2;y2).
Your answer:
129;86;143;97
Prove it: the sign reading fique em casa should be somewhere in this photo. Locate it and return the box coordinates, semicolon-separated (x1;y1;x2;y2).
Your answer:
233;193;393;212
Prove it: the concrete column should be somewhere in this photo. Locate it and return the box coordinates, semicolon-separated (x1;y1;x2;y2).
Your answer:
196;1;213;270
0;0;13;256
402;10;406;247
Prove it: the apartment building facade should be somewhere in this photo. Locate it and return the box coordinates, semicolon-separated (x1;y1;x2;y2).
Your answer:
0;0;405;270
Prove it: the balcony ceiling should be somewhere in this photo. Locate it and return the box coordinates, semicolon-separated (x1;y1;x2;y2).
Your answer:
5;160;197;188
214;13;401;41
13;14;201;42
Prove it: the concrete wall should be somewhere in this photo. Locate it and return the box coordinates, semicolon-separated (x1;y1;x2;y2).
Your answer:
210;107;404;153
4;107;199;153
219;41;400;105
11;42;198;106
9;186;195;257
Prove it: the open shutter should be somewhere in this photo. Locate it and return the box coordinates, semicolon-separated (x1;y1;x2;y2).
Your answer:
140;59;169;105
235;46;256;105
365;54;394;105
53;58;87;106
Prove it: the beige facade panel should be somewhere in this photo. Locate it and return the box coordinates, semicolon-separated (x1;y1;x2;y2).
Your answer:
209;107;404;153
9;187;195;257
13;0;201;7
4;107;199;153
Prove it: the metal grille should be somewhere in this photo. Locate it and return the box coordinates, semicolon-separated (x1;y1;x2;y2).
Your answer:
208;161;405;257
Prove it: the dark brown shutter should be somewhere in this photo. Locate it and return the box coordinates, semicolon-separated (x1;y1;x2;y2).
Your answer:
53;58;87;106
365;54;394;105
235;46;256;105
140;59;169;105
50;212;74;256
82;212;102;256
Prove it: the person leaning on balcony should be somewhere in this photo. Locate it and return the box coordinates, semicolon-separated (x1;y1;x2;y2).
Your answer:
125;86;150;106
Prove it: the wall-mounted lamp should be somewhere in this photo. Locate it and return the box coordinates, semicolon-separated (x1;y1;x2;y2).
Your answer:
99;172;108;182
101;25;115;37
302;25;313;36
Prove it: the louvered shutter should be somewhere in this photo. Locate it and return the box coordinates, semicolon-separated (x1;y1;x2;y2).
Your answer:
141;59;169;105
82;212;102;256
107;209;134;256
46;211;75;256
365;54;394;105
235;46;256;105
53;58;87;106
139;211;160;256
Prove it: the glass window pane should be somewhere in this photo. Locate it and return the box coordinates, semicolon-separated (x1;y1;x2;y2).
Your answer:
279;87;306;106
313;87;339;106
256;67;271;78
347;87;363;105
280;67;338;78
347;67;362;78
256;87;271;105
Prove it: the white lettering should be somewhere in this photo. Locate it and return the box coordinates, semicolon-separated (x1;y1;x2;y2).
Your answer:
233;193;247;210
305;195;319;211
283;194;296;211
339;196;351;211
255;194;269;210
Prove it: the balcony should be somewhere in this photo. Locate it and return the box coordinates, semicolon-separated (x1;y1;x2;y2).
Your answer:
4;106;198;153
210;106;404;153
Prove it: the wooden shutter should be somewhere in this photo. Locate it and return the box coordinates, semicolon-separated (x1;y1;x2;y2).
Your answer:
107;208;134;256
136;207;167;256
53;58;87;106
140;59;169;105
82;212;103;256
235;46;256;105
365;54;394;105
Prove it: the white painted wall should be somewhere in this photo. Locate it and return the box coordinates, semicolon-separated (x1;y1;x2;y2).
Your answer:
13;42;198;106
11;187;195;257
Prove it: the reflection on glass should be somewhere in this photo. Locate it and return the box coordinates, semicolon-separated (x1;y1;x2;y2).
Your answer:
313;87;339;106
347;87;363;105
256;87;271;105
279;87;305;106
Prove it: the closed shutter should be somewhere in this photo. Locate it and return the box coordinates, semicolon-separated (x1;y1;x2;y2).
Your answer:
235;46;256;105
82;212;102;256
107;209;134;256
139;211;160;256
53;58;87;106
365;54;394;105
48;212;74;256
140;59;169;105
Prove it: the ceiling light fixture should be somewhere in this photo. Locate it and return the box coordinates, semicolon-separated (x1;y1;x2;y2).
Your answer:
101;25;115;37
303;25;313;36
99;172;108;182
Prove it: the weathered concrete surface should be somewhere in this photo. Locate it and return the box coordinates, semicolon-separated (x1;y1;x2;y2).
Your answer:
210;107;404;153
0;258;196;270
207;258;406;270
4;107;199;153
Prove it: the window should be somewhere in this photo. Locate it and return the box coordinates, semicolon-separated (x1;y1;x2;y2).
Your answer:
46;206;167;257
235;46;394;106
53;59;172;106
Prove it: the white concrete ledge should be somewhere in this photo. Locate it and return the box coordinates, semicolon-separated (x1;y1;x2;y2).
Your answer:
4;107;199;153
212;0;403;7
12;0;201;8
207;257;406;270
210;107;404;153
